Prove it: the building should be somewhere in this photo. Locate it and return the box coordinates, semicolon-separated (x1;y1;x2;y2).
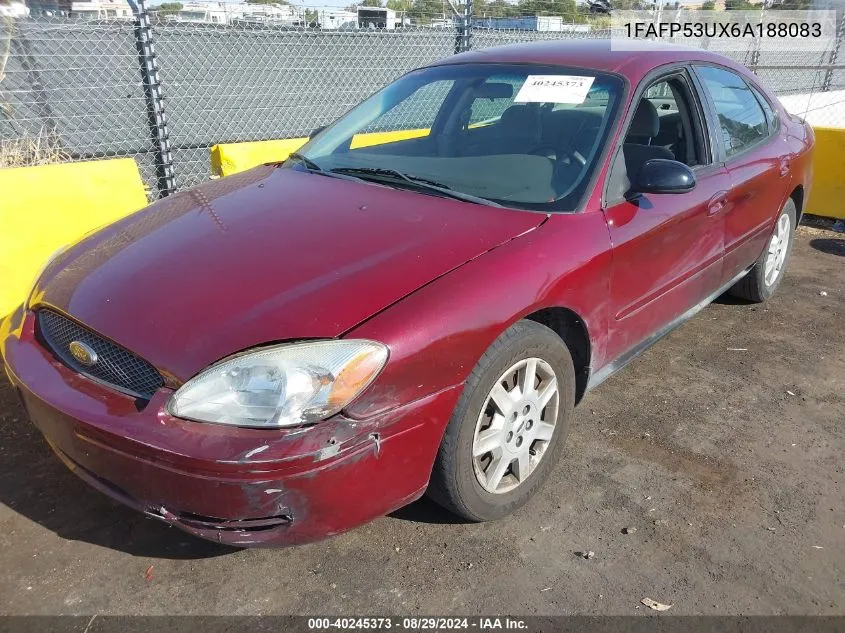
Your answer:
305;7;356;29
171;2;228;23
169;2;299;25
424;16;455;28
357;6;400;29
237;2;299;24
472;16;591;32
69;0;134;19
23;0;135;17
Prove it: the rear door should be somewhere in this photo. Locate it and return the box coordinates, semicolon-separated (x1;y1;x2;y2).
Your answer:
602;67;729;362
692;64;790;285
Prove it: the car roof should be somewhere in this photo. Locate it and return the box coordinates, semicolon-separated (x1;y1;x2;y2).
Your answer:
433;38;746;82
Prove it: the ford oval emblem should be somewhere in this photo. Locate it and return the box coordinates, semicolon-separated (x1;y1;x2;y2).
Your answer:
68;341;98;367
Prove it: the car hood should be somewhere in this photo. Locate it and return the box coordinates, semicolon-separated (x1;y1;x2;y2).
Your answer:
34;165;543;382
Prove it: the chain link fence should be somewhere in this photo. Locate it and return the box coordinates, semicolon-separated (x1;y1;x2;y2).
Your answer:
0;17;159;186
154;23;457;190
2;5;844;199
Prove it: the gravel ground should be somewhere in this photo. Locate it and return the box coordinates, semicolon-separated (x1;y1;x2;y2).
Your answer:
0;226;842;616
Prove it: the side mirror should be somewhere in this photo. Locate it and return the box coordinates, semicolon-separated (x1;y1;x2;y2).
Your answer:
634;158;696;194
310;125;326;138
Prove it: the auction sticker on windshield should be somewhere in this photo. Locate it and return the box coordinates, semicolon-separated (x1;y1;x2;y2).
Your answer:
514;75;595;104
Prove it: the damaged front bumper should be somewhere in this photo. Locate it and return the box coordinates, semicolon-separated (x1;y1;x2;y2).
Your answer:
2;310;460;547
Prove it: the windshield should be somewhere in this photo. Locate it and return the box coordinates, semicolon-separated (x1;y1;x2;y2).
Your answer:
289;63;624;212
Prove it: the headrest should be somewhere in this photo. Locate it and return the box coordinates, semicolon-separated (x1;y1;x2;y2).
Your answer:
499;105;541;133
628;99;660;140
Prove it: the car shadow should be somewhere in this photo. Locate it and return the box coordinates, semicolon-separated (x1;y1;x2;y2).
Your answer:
388;495;471;525
711;292;752;306
0;378;238;559
810;238;845;257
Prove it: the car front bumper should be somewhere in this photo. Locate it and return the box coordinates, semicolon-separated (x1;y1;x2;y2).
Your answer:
1;308;459;547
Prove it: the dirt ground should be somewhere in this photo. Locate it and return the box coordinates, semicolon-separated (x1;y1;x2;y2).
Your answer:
0;227;842;617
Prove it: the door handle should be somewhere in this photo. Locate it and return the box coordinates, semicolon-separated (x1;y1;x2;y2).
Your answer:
707;191;729;216
779;158;791;177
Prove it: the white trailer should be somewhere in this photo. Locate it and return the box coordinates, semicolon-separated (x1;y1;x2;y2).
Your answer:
313;8;357;30
357;7;397;30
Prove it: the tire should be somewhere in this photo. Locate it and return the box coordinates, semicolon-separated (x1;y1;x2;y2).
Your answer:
728;198;797;303
427;320;576;522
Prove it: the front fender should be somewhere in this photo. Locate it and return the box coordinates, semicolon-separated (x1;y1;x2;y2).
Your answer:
342;210;614;419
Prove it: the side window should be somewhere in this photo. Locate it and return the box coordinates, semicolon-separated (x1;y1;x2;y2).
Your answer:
696;66;769;158
360;80;454;133
608;72;708;203
628;75;706;167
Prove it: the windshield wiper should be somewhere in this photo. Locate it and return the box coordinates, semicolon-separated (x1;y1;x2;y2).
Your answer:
332;167;441;188
287;152;323;172
330;167;502;208
286;154;375;186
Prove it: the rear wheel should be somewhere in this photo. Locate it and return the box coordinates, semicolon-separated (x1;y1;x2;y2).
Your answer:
427;320;575;521
729;198;796;303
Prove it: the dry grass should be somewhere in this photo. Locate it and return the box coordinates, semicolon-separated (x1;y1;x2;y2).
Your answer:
0;129;70;169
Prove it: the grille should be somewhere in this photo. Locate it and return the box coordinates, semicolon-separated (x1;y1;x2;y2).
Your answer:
37;309;164;400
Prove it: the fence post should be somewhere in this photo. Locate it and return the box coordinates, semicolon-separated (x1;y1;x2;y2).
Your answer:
455;0;473;54
747;6;764;73
134;0;175;197
822;12;844;93
464;0;473;52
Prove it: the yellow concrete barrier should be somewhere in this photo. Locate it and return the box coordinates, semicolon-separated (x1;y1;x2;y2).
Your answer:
350;128;430;149
210;129;430;177
0;158;147;318
211;137;309;177
806;127;845;220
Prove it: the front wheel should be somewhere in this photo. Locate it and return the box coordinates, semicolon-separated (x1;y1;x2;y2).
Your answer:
729;198;796;303
427;320;575;522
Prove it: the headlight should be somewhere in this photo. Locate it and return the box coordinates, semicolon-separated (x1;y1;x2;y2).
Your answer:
167;340;388;428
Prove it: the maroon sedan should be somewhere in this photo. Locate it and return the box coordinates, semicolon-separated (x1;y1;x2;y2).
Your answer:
2;40;812;546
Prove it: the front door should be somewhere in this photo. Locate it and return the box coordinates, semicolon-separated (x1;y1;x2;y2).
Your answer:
602;70;729;363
